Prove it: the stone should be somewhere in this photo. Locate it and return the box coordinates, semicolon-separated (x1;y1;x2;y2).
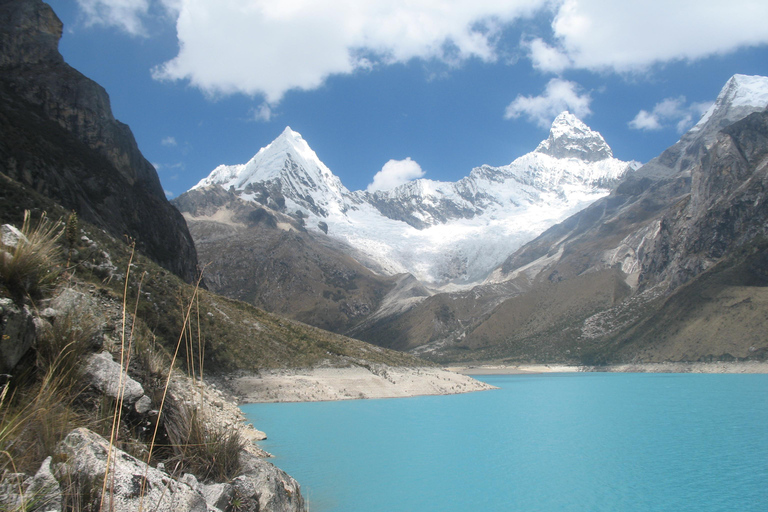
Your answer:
83;352;145;405
1;224;26;248
201;483;234;512
0;298;36;373
25;456;62;512
54;428;208;512
0;472;28;510
231;452;305;512
134;395;152;415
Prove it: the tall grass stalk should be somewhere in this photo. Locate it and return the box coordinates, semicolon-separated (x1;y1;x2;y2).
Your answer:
139;270;206;510
99;242;139;512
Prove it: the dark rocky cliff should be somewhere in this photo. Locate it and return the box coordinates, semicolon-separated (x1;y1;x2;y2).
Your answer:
0;0;200;282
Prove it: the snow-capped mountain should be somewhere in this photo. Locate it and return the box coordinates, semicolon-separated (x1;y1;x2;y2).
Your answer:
691;74;768;135
190;112;639;285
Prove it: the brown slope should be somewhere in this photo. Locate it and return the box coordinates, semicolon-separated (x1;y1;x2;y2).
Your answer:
174;186;396;335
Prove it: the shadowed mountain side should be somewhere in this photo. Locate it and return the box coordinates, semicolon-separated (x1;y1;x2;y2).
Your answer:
0;0;199;282
175;186;397;334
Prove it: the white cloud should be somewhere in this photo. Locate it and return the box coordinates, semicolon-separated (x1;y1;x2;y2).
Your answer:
629;97;713;133
75;1;768;103
367;158;425;192
525;38;571;73
161;136;177;146
251;103;273;122
151;0;549;103
504;78;591;128
164;189;174;198
75;0;150;36
550;0;768;72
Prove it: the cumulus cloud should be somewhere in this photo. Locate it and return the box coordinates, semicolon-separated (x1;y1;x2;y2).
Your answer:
524;38;571;73
75;1;768;103
550;0;768;72
367;158;425;193
75;0;151;36
161;136;177;146
150;0;549;103
504;78;591;128
629;97;713;133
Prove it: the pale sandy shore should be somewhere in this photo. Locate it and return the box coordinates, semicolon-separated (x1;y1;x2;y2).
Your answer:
450;361;768;375
219;365;497;404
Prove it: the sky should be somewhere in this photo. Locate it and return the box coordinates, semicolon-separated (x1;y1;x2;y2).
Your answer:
47;0;768;198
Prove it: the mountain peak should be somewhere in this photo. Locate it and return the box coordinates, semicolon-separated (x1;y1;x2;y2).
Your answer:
535;111;613;162
193;126;337;191
691;74;768;133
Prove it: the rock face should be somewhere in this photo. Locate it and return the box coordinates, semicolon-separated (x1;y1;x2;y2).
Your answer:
0;0;200;282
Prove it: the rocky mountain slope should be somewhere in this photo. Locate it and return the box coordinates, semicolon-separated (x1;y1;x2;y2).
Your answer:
386;75;768;364
0;0;199;282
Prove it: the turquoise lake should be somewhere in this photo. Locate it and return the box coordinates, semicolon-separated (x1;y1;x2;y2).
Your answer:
241;373;768;512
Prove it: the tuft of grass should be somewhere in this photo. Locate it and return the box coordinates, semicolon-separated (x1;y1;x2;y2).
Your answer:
35;299;101;391
159;398;244;483
0;368;83;475
0;211;63;301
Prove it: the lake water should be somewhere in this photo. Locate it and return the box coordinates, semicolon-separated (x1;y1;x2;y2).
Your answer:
241;373;768;512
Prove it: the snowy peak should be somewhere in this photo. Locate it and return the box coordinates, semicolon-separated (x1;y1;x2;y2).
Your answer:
535;111;613;162
193;126;338;191
692;74;768;133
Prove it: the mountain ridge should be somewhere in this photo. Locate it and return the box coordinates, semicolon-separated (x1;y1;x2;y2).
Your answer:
180;111;638;285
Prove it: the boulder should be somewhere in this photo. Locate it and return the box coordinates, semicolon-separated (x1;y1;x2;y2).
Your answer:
232;452;305;512
54;428;208;512
1;224;26;248
83;352;144;405
0;297;36;373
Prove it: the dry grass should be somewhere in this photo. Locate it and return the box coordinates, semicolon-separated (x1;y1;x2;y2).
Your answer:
0;369;83;476
159;397;244;482
0;211;63;301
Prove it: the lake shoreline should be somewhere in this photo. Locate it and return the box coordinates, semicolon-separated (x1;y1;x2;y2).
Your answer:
450;361;768;375
214;365;497;404
216;361;768;405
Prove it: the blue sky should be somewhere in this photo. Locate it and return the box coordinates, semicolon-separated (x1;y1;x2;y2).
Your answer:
48;1;768;197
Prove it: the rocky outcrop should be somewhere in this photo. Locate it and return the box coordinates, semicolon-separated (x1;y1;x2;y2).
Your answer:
0;296;36;372
0;0;200;282
640;110;768;288
48;427;305;512
55;428;209;512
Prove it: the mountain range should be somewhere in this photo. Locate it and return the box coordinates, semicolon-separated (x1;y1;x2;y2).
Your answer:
185;112;638;286
176;74;768;364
